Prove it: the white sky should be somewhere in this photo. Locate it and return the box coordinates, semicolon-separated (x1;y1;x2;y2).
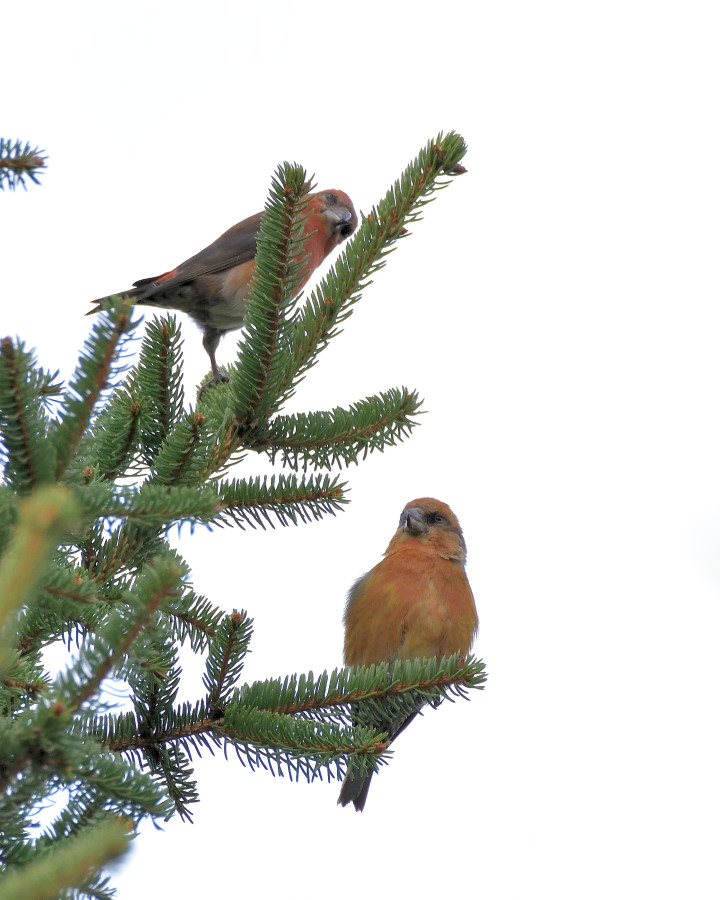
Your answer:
3;2;720;897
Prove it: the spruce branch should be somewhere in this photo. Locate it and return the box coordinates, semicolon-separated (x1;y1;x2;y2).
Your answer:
87;389;143;482
203;612;252;713
263;387;423;470
157;586;223;652
200;133;465;475
0;138;47;191
131;315;185;465
272;131;468;408
0;131;480;889
51;298;140;481
55;556;185;711
0;339;59;493
150;411;211;486
73;473;345;531
95;655;485;785
215;706;366;780
15;569;106;658
77;315;185;482
211;473;346;528
238;654;487;724
228;164;315;426
0;818;130;900
0;487;79;673
149;743;198;821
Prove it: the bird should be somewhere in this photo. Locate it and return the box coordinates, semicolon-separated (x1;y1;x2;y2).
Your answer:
338;497;478;811
87;190;358;385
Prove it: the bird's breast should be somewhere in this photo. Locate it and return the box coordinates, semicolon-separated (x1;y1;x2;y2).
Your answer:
398;564;475;660
344;548;478;666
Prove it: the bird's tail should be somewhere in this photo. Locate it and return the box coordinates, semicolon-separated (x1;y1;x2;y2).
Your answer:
337;709;421;812
337;771;374;812
85;291;137;316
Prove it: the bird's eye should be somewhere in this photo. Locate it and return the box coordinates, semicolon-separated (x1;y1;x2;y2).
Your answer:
428;513;445;525
325;192;338;205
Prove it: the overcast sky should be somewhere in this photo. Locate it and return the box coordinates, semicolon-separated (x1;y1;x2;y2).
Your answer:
3;2;720;898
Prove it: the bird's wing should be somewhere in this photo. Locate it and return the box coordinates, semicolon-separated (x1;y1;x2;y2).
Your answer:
133;212;263;298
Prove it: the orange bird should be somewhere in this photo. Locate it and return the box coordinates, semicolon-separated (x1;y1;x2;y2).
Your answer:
339;497;478;811
88;190;357;385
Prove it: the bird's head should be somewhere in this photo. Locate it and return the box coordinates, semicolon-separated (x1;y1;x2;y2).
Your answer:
312;189;358;241
390;498;467;562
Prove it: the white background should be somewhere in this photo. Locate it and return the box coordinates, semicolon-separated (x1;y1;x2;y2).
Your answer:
3;2;720;897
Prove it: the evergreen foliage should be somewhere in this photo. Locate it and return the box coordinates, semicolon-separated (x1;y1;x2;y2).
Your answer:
0;132;486;897
0;140;46;191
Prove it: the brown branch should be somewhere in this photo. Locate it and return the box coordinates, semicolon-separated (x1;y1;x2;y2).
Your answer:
268;669;474;717
103;716;216;752
0;155;45;171
2;677;47;697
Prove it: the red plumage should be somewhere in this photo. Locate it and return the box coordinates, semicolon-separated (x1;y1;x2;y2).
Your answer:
88;190;357;384
339;498;478;811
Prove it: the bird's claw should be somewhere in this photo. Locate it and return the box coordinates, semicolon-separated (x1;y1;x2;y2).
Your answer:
198;372;230;399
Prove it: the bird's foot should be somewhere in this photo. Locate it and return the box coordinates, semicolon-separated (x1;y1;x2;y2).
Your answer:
198;371;230;399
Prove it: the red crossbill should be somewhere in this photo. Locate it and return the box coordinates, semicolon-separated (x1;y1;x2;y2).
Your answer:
339;497;478;811
87;190;357;384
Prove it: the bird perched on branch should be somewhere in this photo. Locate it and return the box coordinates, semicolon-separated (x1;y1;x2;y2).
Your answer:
87;190;357;385
339;497;478;811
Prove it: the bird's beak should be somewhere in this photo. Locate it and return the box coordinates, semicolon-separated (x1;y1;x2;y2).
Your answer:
327;206;357;239
401;507;426;536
